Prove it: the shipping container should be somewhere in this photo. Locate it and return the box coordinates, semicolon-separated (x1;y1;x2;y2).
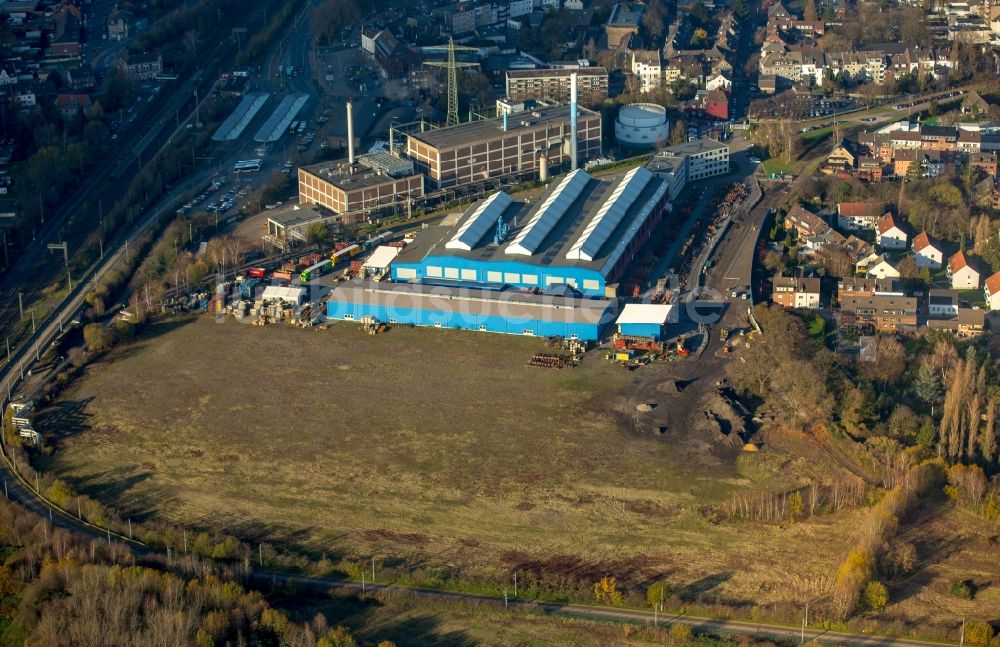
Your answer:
273;270;292;281
300;259;332;282
247;267;266;278
331;244;361;264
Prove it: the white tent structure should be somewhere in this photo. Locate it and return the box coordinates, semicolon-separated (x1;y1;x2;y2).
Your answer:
261;285;306;304
362;245;401;277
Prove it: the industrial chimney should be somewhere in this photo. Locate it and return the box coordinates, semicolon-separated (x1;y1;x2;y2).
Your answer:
346;100;355;166
539;152;548;182
570;72;578;171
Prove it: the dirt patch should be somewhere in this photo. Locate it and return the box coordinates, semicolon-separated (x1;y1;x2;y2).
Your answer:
362;529;429;544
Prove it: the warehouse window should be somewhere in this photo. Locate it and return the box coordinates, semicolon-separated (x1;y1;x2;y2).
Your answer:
504;272;520;283
461;269;477;281
545;276;563;285
582;279;600;291
396;268;417;280
487;271;503;283
522;274;538;285
426;266;443;278
444;267;460;279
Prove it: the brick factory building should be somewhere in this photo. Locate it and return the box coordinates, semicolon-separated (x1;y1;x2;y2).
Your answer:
405;105;602;189
297;154;424;222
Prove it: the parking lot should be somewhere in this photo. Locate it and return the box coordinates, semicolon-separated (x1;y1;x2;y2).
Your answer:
749;92;864;120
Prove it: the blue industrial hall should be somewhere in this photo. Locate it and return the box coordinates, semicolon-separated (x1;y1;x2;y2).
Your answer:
326;280;616;340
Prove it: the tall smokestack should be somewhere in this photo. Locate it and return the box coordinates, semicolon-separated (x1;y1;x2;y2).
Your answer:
570;72;578;171
346;100;355;166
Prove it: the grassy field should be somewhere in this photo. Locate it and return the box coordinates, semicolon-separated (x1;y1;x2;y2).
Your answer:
761;159;793;176
40;316;895;610
279;590;726;647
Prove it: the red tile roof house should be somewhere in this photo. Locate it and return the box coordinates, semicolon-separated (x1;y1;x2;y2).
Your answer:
911;231;943;269
837;201;884;231
783;205;828;240
704;89;729;120
876;213;908;250
948;251;981;289
56;93;91;119
985;271;1000;311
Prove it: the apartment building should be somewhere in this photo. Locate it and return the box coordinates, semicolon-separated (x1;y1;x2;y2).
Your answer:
505;68;609;104
631;50;662;93
838;295;918;332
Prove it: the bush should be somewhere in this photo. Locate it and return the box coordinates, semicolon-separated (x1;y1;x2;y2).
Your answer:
863;580;889;612
83;323;115;353
45;479;76;508
949;579;974;600
646;580;670;608
669;623;693;641
965;620;994;646
593;576;624;607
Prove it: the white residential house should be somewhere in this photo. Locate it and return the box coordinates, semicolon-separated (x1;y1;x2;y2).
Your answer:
705;71;732;92
928;289;960;316
911;231;943;269
948;251;981;289
876;213;908;250
865;255;901;279
985;271;1000;311
631;50;662;93
837;202;883;231
771;276;821;309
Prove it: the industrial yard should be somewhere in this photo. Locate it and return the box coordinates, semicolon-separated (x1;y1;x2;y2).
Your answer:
40;314;878;612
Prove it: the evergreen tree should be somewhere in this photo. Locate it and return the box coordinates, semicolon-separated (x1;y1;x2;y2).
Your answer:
914;362;941;406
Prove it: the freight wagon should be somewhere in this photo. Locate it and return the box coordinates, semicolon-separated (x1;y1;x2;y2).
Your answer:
331;244;361;264
300;259;332;282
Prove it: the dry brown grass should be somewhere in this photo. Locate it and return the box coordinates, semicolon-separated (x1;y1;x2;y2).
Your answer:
42;316;877;609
